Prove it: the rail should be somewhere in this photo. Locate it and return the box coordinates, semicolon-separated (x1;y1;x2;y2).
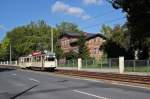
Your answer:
55;69;150;85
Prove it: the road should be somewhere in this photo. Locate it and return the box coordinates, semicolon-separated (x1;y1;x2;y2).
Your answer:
0;68;150;99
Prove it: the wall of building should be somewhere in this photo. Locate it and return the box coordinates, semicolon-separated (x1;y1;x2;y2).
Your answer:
86;37;105;60
60;36;78;53
59;35;105;60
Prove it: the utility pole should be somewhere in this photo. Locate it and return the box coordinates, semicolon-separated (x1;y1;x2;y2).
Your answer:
51;28;53;53
9;43;12;64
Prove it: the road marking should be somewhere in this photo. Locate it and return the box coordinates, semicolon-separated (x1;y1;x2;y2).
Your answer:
20;70;150;90
111;82;150;90
11;74;17;76
29;78;40;83
53;73;150;90
72;90;110;99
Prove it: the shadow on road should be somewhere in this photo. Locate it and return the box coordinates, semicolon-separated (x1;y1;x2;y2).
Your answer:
16;82;108;97
10;85;38;99
19;81;150;97
0;67;16;72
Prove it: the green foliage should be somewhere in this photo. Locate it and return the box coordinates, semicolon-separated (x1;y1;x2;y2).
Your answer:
64;50;78;60
78;34;90;59
0;20;54;60
55;45;64;59
108;0;150;59
101;24;113;39
102;24;130;58
103;39;126;58
0;37;10;60
111;25;129;48
56;21;82;34
0;20;82;60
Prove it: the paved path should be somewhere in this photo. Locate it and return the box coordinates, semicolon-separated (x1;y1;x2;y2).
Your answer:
0;68;150;99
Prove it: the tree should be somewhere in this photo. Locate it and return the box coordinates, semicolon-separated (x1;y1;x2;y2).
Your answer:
55;44;64;59
101;24;113;39
78;34;89;59
102;24;130;58
64;50;78;60
108;0;150;59
0;20;61;60
0;37;10;60
56;21;82;34
0;20;83;60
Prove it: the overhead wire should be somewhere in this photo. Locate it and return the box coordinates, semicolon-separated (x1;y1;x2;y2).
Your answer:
81;9;116;22
81;16;126;30
59;7;126;31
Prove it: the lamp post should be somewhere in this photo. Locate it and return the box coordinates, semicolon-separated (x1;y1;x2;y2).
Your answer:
51;28;53;53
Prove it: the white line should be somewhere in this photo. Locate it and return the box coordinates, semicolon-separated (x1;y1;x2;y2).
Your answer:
11;74;17;76
21;70;150;90
72;90;110;99
54;74;150;90
29;78;40;83
111;82;150;90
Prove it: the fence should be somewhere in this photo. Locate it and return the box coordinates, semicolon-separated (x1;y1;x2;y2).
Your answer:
58;59;78;69
58;58;150;74
82;58;119;69
124;60;150;73
58;58;119;71
0;61;18;66
1;58;150;74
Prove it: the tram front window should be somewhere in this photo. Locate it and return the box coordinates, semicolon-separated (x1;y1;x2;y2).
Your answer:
46;57;55;61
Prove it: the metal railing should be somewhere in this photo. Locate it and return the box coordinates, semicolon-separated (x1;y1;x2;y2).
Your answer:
0;61;18;66
124;60;150;73
57;58;119;69
58;59;78;68
82;58;119;69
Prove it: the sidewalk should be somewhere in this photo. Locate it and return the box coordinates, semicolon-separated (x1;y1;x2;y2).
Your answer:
57;67;119;73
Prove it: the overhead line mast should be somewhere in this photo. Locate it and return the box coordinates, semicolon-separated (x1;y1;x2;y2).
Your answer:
51;28;53;53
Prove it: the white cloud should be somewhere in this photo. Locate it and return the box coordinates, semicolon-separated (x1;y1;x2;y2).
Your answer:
83;0;103;5
0;25;6;30
52;1;90;20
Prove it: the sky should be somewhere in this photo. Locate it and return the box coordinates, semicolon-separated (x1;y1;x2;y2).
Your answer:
0;0;126;41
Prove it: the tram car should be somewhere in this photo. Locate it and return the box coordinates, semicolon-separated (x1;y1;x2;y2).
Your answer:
19;51;57;71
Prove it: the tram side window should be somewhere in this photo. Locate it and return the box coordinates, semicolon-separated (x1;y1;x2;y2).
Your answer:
25;58;27;62
27;58;30;62
36;56;41;61
32;57;36;62
24;58;30;62
32;56;41;62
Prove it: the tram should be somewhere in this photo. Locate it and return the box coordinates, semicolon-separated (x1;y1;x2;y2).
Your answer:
19;51;57;71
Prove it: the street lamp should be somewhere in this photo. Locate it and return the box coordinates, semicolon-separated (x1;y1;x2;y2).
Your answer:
51;28;54;53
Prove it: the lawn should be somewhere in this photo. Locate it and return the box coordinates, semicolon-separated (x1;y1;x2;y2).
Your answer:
125;66;150;72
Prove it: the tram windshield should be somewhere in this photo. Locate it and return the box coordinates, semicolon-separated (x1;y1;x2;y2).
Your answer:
47;57;55;61
45;55;55;61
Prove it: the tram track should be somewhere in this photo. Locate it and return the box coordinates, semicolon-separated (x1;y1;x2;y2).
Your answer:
55;69;150;85
0;65;150;86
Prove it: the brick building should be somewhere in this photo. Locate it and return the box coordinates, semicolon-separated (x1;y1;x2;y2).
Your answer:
59;32;106;60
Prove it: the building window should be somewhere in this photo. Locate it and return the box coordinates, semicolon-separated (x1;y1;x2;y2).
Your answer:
64;40;66;46
95;37;100;43
94;38;97;43
94;48;99;54
63;40;68;46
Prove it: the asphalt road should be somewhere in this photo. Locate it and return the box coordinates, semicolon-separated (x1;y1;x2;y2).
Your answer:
0;68;150;99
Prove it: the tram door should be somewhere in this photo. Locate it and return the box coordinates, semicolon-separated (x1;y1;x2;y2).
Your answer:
31;55;43;68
